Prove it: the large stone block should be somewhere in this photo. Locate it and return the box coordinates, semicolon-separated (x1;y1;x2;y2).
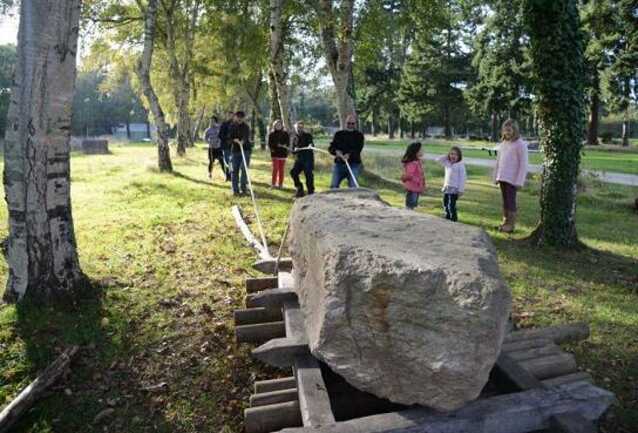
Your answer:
288;189;511;411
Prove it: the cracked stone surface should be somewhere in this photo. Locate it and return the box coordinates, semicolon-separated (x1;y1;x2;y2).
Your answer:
288;189;512;411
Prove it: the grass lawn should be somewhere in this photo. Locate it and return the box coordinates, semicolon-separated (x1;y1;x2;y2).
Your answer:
0;143;637;432
351;136;638;176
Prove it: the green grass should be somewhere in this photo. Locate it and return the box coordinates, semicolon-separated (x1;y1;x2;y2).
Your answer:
0;143;637;432
355;136;638;176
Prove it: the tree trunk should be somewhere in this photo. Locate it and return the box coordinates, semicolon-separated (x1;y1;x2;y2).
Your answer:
372;109;378;136
191;106;206;142
621;78;630;147
137;0;173;172
388;117;394;139
491;112;499;142
269;0;292;131
443;104;452;138
126;119;131;140
586;71;600;146
268;69;281;128
3;0;87;303
410;120;416;139
525;0;585;248
314;0;356;128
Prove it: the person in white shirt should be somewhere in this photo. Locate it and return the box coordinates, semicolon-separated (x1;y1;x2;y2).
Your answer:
435;146;467;222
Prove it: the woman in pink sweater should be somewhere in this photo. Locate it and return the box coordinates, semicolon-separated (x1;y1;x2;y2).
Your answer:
493;119;529;233
401;142;426;209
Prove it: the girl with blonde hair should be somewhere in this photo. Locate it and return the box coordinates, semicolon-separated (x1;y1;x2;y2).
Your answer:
493;119;529;233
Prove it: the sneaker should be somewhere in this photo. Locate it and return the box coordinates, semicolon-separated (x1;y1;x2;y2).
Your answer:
208;172;212;179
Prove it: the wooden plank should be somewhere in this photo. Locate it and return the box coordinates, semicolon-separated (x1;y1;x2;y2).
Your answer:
294;354;336;427
495;352;543;390
542;372;593;388
254;257;293;274
277;381;615;433
246;288;297;309
284;300;306;339
502;338;553;353
255;377;297;394
246;277;279;293
506;323;590;345
519;353;578;380
234;307;282;326
549;412;597;433
236;321;285;344
506;344;562;362
244;400;302;433
278;271;294;289
250;388;298;407
252;337;310;368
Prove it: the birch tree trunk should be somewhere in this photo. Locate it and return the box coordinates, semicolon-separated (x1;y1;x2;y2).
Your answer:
3;0;87;303
268;70;281;128
269;0;291;131
314;0;356;128
137;0;173;172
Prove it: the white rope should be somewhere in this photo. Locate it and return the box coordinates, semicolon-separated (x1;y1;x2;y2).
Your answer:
296;146;360;188
237;140;271;257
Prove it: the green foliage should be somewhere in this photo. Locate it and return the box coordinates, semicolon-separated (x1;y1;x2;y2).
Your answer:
465;0;532;121
524;0;587;247
398;0;471;137
0;43;16;137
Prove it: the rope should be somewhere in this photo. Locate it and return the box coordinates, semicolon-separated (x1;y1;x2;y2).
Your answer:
297;146;360;188
238;140;271;257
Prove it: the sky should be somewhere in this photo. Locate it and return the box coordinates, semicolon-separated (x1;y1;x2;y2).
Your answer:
0;13;18;45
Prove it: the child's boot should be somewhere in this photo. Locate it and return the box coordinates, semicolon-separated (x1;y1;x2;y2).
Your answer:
500;212;515;233
498;209;507;230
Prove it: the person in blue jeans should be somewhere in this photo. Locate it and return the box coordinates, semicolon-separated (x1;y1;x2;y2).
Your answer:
328;114;364;188
228;111;252;196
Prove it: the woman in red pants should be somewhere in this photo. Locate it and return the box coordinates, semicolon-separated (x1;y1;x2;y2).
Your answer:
267;120;290;188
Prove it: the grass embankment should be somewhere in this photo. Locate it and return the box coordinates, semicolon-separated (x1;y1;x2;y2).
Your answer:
0;143;636;432
356;136;638;176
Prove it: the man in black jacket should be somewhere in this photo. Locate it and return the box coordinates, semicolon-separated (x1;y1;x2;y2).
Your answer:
328;113;364;188
218;111;234;181
229;111;253;196
290;121;315;197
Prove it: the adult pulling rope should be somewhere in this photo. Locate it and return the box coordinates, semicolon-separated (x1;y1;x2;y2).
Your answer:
295;146;360;188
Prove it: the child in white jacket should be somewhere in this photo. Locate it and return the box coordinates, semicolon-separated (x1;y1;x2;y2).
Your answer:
436;146;466;222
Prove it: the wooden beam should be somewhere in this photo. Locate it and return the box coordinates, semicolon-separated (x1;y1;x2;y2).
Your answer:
253;257;293;274
549;412;597;433
277;381;615;433
0;346;79;433
502;338;553;353
236;321;285;344
495;352;543;390
506;344;562;362
244;400;302;433
542;372;593;388
234;307;282;326
252;337;310;368
232;205;271;261
246;277;279;293
519;353;578;380
506;323;589;345
250;388;298;407
294;354;336;427
255;377;297;394
246;288;297;309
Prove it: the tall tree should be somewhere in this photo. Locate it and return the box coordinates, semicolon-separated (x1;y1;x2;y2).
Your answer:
3;0;87;302
0;44;16;138
603;0;637;147
269;0;292;130
466;0;531;141
158;0;201;155
137;0;173;172
525;0;586;247
312;0;356;127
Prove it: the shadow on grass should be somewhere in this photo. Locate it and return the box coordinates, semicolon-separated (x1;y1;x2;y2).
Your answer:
5;279;173;432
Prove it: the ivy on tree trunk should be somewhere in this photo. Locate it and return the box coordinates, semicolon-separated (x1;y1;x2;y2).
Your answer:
3;0;88;302
524;0;586;248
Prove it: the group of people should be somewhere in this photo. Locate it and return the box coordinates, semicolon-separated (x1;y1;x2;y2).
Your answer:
401;118;528;233
205;112;528;233
204;112;365;198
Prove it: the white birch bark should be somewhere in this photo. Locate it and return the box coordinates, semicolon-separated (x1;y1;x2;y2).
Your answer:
269;0;291;131
137;0;173;172
3;0;86;302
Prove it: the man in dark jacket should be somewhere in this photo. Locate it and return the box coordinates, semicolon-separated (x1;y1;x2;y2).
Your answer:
218;111;234;181
229;111;252;196
290;121;315;197
328;113;364;188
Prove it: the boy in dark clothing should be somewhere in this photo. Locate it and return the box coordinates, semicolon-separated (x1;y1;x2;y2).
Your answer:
290;121;315;197
229;111;253;196
328;113;364;188
218;111;234;181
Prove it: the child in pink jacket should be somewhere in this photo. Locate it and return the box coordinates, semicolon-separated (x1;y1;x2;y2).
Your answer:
493;119;529;233
401;142;426;210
